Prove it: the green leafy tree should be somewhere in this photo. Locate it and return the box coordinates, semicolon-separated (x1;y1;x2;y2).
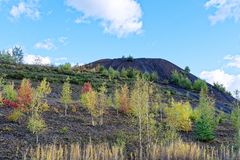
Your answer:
97;83;108;125
113;87;121;115
28;78;51;143
231;91;240;150
108;67;119;80
59;63;72;73
193;87;217;141
171;70;192;89
27;115;46;143
12;46;24;64
150;72;158;81
130;77;151;160
0;50;16;64
3;82;17;101
60;77;72;116
193;79;207;92
184;66;190;74
120;68;128;78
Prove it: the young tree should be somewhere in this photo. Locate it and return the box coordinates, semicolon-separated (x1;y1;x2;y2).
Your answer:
28;78;51;143
231;90;240;150
81;82;93;94
193;87;216;141
3;82;17;101
164;100;193;132
80;82;98;126
113;87;121;115
119;84;130;113
0;91;3;105
12;46;24;64
36;78;51;100
27;115;46;143
108;83;131;115
97;83;108;125
130;77;150;160
17;79;32;112
60;77;72;116
184;66;190;74
120;68;128;78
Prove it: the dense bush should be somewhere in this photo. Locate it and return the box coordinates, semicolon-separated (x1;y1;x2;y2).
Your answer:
171;70;192;89
213;82;231;95
193;79;207;92
7;109;23;122
58;63;72;73
108;67;119;80
164;101;193;132
120;68;128;78
2;99;18;108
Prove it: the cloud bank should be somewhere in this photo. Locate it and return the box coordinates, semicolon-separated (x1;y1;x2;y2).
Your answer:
10;0;40;20
66;0;143;37
200;54;240;93
205;0;240;24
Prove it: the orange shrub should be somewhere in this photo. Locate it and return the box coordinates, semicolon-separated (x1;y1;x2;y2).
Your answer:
17;79;32;111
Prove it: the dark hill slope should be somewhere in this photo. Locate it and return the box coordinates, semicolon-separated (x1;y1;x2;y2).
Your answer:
86;58;235;113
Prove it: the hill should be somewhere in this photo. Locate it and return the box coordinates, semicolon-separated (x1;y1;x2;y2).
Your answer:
86;58;235;113
0;58;237;159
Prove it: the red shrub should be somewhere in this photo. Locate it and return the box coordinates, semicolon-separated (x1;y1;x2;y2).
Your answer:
82;82;93;94
17;79;32;111
3;99;18;108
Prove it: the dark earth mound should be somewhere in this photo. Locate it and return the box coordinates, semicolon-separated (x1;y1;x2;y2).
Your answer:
86;58;235;113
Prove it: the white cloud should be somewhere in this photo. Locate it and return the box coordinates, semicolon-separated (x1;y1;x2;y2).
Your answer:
58;36;68;45
54;57;68;61
224;54;240;68
205;0;240;24
74;15;89;24
23;54;51;65
66;0;143;37
35;39;56;50
10;0;40;20
200;69;240;93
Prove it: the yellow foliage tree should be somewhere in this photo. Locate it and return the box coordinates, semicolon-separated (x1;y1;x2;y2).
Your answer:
97;83;108;125
28;78;51;143
130;77;151;160
164;100;193;132
60;77;72;116
80;89;98;126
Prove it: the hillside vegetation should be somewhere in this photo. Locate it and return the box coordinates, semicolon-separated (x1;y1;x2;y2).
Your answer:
0;52;238;159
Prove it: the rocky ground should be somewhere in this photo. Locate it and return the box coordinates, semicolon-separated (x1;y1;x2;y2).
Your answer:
0;80;236;159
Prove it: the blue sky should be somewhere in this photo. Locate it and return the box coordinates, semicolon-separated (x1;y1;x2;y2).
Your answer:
1;0;240;92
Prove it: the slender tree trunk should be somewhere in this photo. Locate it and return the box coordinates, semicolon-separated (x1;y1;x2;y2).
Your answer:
146;109;150;160
100;115;103;126
139;114;142;160
52;144;55;160
36;134;39;144
91;116;95;126
65;104;68;116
